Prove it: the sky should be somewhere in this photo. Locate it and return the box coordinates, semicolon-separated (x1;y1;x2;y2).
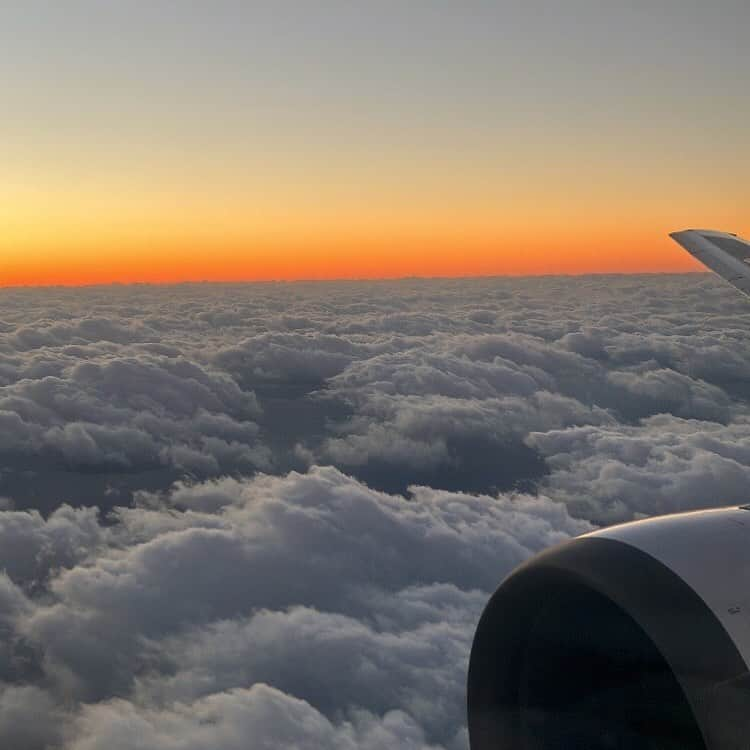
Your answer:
1;1;748;284
2;273;750;748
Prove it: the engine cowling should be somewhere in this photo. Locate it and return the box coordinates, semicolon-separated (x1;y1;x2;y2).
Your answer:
468;506;750;749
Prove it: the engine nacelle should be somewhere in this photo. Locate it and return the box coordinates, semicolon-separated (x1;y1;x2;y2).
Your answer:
468;507;750;749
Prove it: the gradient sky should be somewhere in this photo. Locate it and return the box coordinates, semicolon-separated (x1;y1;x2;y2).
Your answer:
2;1;748;284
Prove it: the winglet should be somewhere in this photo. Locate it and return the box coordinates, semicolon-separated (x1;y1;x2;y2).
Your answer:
669;229;750;297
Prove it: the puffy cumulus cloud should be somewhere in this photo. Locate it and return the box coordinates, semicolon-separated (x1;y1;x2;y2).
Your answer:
318;391;610;494
3;274;750;509
65;685;447;750
0;342;269;509
135;603;474;745
25;469;586;699
304;329;617;494
605;367;733;421
0;504;104;584
0;467;588;749
212;332;379;390
2;354;263;467
2;274;750;747
274;277;750;497
0;685;63;750
528;414;750;524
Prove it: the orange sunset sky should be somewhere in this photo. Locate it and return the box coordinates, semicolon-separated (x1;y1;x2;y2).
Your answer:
2;3;747;285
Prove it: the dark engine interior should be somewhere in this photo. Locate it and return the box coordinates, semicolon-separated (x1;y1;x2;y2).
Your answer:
516;581;705;750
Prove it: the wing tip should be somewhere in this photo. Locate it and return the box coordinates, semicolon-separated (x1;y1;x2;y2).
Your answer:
670;228;739;239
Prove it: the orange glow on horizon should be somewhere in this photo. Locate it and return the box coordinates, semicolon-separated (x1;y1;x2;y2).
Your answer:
3;130;744;287
0;230;710;287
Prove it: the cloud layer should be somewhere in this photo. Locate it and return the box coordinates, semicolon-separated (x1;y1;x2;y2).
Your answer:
0;273;748;747
0;468;588;749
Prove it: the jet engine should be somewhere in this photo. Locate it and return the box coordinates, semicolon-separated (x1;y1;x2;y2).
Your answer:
468;507;750;749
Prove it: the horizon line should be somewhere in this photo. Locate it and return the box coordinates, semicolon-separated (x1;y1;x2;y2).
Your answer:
0;269;709;291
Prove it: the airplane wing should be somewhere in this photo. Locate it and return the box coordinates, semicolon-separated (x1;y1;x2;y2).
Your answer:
670;229;750;297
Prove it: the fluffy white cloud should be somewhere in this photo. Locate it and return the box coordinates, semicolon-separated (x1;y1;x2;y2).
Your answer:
528;414;750;523
0;467;588;748
65;684;449;750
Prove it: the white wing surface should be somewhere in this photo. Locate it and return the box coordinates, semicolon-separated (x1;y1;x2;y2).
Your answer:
670;229;750;296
